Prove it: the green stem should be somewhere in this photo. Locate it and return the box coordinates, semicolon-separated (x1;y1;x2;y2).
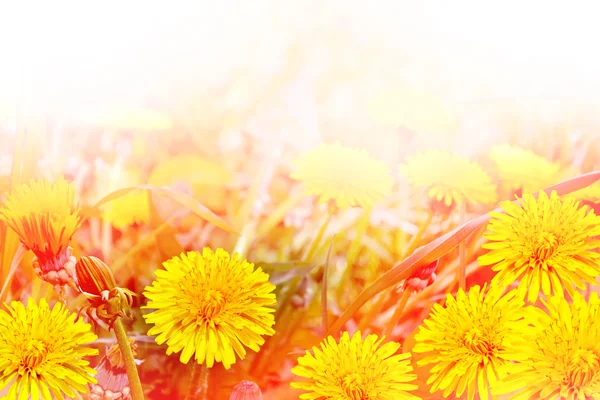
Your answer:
304;212;333;263
382;289;411;338
335;209;373;303
255;190;306;241
185;362;209;400
321;234;336;335
114;319;144;400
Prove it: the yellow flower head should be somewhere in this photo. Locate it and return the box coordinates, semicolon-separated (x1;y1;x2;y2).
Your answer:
291;143;394;209
400;150;497;209
489;144;561;195
143;248;276;369
0;298;98;399
0;178;81;285
291;331;419;400
495;292;600;399
479;190;600;302
103;190;150;229
413;285;530;400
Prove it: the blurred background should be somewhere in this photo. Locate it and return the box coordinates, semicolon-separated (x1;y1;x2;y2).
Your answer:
2;1;600;167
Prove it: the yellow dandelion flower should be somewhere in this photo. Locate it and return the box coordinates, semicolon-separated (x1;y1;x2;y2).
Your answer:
101;168;150;229
413;285;530;400
291;331;420;400
400;150;497;209
103;190;150;229
0;178;81;285
494;292;600;399
489;144;561;195
291;143;394;209
479;190;600;302
143;248;276;369
0;298;98;400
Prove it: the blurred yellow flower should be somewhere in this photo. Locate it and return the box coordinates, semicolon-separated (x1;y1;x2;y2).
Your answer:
572;181;600;204
291;143;394;209
0;298;98;400
291;331;419;400
479;190;600;302
488;144;561;195
103;190;150;229
366;86;458;134
0;178;80;285
494;292;600;399
413;285;530;400
143;248;276;369
101;168;150;229
149;154;233;213
400;150;497;208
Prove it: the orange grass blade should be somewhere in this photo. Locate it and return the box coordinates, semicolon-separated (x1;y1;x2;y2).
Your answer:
92;185;238;234
322;234;336;334
327;170;600;335
0;243;26;302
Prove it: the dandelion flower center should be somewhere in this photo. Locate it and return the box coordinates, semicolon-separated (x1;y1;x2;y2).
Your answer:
194;289;226;322
533;231;559;265
462;327;499;360
566;348;600;388
341;372;367;399
20;338;48;372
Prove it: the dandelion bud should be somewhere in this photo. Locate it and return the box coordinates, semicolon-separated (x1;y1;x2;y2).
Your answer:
76;256;136;329
229;381;262;400
402;259;438;292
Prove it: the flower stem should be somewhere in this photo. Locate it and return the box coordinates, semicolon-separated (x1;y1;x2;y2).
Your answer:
186;362;209;400
113;319;144;400
382;289;411;338
255;190;306;241
304;212;333;263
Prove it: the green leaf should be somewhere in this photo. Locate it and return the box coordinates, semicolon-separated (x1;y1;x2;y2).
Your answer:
255;261;315;286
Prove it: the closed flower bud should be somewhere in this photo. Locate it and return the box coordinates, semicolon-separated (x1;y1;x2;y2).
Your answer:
230;381;262;400
401;259;438;292
76;256;118;295
76;256;136;329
